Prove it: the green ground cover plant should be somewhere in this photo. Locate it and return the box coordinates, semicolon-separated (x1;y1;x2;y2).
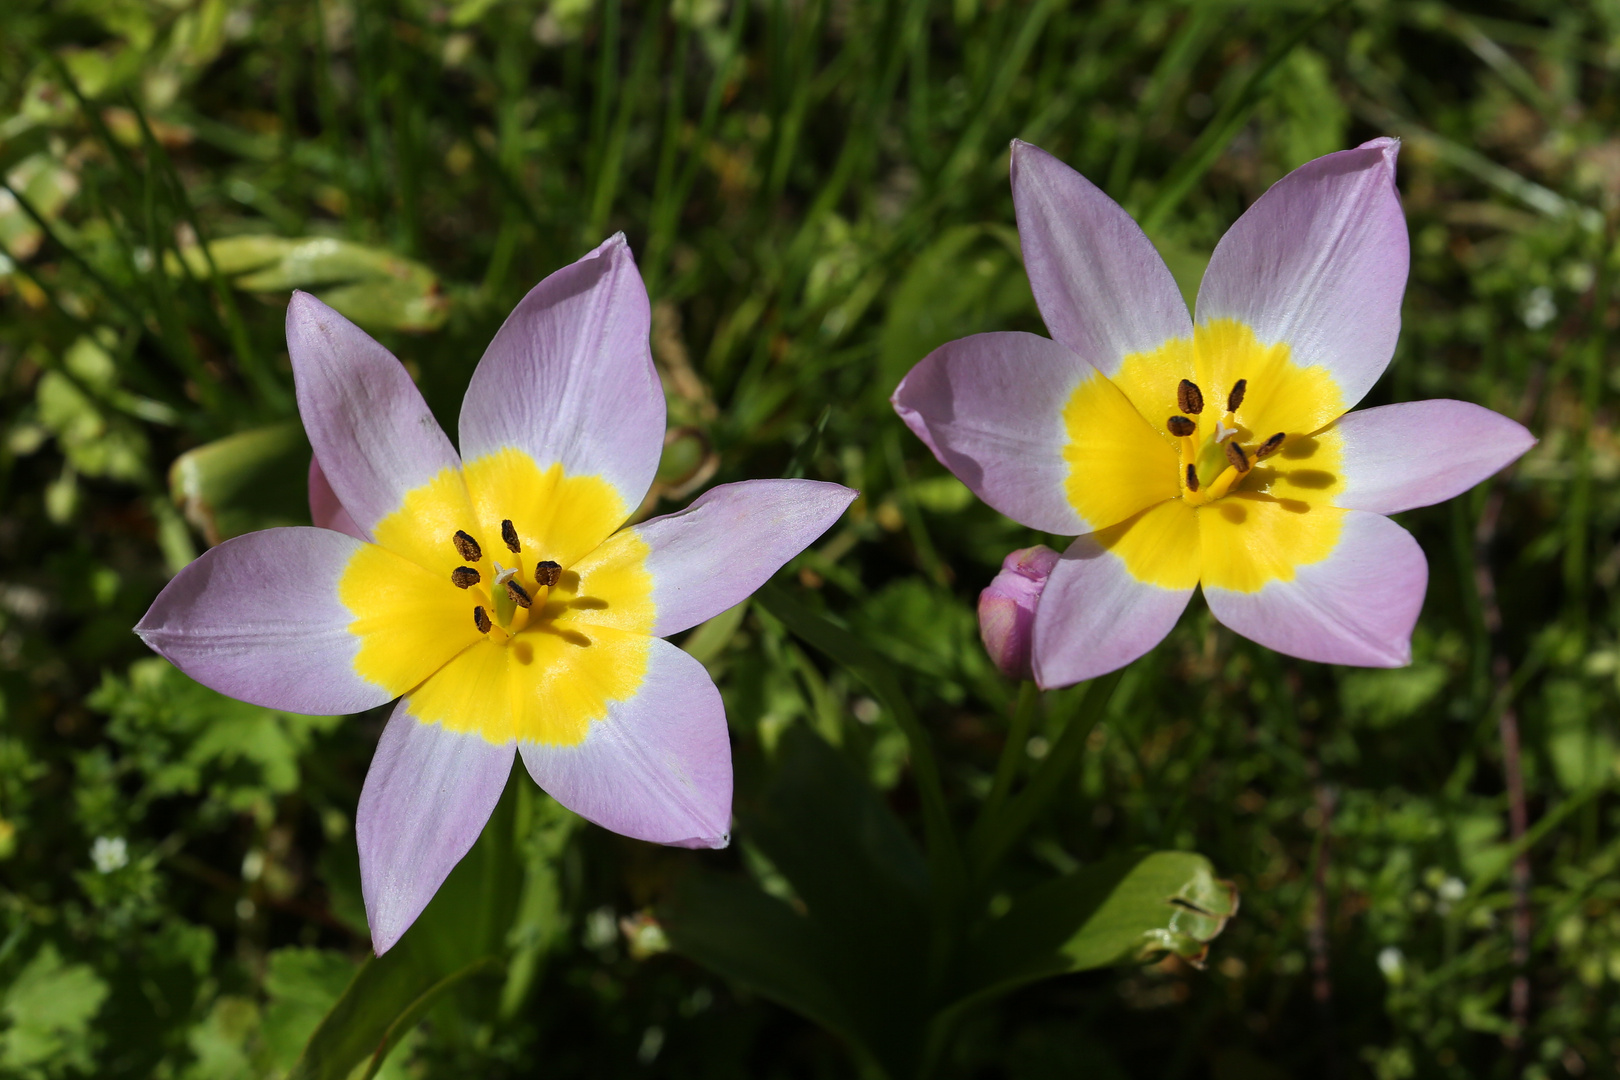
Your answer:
0;0;1616;1077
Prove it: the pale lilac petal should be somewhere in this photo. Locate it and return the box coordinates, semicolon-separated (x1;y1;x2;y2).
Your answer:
631;479;857;637
459;234;663;515
1195;138;1408;413
136;527;388;715
1203;511;1426;667
1010;140;1192;376
286;292;461;535
892;331;1088;535
1334;400;1535;515
308;456;367;541
357;703;516;955
979;545;1061;681
519;637;730;849
1031;501;1200;689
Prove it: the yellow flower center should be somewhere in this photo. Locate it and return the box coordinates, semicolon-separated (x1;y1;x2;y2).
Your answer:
1061;319;1350;594
337;447;657;747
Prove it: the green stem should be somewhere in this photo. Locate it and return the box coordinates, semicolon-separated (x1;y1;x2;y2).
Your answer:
976;681;1038;833
968;669;1124;879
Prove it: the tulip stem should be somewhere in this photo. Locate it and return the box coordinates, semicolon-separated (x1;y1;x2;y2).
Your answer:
976;681;1039;836
967;668;1125;880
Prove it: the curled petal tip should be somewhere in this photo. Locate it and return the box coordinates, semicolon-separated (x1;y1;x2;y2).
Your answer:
1358;134;1401;158
979;545;1061;681
672;829;732;851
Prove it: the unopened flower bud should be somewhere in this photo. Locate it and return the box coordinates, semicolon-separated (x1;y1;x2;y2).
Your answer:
978;545;1061;681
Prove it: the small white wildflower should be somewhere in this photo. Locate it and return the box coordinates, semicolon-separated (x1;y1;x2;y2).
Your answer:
1377;945;1405;982
90;836;128;873
1522;286;1556;330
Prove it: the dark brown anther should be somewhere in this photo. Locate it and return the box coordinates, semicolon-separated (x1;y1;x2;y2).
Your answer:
452;530;482;562
501;519;521;554
474;606;492;634
1228;379;1247;412
451;567;481;589
1224;441;1251;473
505;579;532;609
1177;379;1204;416
1185;464;1200;492
1167;416;1196;438
1256;432;1286;459
534;560;562;588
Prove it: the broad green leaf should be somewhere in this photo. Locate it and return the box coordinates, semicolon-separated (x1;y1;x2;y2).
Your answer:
167;422;311;544
662;871;860;1055
950;851;1238;1012
165;236;449;331
666;728;932;1078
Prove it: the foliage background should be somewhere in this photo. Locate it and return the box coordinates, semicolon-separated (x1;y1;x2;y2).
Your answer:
0;0;1615;1076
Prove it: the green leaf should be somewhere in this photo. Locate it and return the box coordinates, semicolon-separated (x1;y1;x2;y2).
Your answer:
666;728;932;1078
164;235;450;331
950;851;1238;1011
167;422;311;544
0;944;109;1075
662;871;860;1053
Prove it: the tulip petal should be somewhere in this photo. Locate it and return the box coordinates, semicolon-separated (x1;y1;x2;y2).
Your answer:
357;703;516;955
136;527;391;715
308;456;367;541
1010;140;1192;377
893;332;1092;534
1195;138;1408;415
519;637;731;849
459;234;664;519
1203;510;1426;667
1334;400;1535;515
286;292;462;536
576;479;857;638
1031;500;1199;688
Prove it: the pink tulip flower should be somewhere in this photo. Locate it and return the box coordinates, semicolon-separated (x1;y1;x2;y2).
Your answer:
894;139;1533;688
138;235;855;953
978;545;1060;681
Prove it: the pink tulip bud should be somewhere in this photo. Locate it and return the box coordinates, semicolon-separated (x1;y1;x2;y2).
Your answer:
978;545;1061;681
